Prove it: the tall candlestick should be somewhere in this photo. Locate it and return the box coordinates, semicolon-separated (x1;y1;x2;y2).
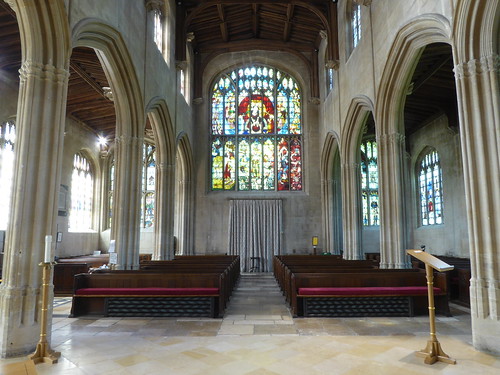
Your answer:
44;235;52;263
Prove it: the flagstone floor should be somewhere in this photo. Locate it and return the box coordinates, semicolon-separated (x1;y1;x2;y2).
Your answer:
1;273;499;374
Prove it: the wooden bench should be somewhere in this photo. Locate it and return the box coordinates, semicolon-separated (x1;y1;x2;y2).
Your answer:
70;272;225;318
290;270;450;317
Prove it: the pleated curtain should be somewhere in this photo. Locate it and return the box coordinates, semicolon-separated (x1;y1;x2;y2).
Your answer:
228;199;282;272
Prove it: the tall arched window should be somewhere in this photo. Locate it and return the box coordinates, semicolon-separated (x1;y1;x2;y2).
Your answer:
418;149;443;226
0;120;15;230
210;65;303;191
351;2;362;49
141;143;156;228
69;153;94;231
360;139;379;226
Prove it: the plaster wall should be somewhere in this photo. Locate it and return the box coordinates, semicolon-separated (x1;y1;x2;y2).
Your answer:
407;115;468;257
193;51;324;255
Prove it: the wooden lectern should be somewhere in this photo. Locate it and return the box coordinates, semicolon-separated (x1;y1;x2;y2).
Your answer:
406;249;456;365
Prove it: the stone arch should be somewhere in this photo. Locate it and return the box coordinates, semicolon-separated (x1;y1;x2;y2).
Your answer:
374;15;452;268
321;131;342;254
72;18;145;269
72;18;144;138
174;132;195;255
340;95;374;260
146;98;176;260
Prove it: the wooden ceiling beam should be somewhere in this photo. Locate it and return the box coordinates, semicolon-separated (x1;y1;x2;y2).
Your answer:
409;55;452;94
283;5;294;42
217;4;229;42
252;4;259;38
70;62;111;102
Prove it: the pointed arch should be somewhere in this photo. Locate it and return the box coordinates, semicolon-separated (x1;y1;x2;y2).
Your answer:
72;18;145;268
321;131;342;254
340;95;374;260
175;132;195;255
375;15;452;269
146;98;176;260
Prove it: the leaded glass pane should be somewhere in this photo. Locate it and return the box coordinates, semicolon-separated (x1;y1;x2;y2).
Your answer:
141;143;156;228
419;150;444;226
69;153;93;231
210;65;302;191
360;139;379;226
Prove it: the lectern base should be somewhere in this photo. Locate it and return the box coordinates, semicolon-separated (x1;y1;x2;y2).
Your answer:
416;339;456;365
29;342;61;364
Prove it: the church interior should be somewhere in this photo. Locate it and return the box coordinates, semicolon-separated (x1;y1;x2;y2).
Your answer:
0;0;499;373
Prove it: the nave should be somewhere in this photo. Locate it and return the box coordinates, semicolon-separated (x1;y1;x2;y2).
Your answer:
1;274;498;375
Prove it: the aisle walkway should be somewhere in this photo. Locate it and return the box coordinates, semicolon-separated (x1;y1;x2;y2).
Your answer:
1;273;499;375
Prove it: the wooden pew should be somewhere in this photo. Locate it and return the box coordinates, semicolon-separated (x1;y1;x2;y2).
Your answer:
290;269;450;317
70;272;225;318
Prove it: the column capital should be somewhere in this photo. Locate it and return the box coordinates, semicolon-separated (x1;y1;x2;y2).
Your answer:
19;61;69;84
353;0;372;6
377;132;406;145
454;54;500;79
341;162;360;171
115;135;142;146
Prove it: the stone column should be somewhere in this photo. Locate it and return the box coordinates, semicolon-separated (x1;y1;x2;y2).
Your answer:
321;177;334;254
341;162;362;259
0;0;70;358
377;132;410;269
454;54;500;354
112;135;143;269
153;162;175;260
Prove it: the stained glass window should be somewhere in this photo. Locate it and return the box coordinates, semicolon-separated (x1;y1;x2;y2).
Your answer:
360;140;379;226
210;65;303;191
0;121;15;230
141;143;156;228
69;153;94;231
419;149;443;226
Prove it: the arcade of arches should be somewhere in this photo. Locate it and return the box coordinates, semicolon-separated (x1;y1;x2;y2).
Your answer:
0;0;499;362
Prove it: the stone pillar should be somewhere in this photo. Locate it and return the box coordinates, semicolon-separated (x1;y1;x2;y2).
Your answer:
341;162;362;259
112;135;143;269
377;132;410;269
321;177;334;254
153;162;175;260
0;0;70;358
454;54;500;354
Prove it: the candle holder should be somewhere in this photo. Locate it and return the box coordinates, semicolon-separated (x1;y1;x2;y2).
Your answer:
29;261;60;365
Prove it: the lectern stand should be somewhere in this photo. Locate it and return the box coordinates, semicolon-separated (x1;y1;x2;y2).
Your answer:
406;249;456;365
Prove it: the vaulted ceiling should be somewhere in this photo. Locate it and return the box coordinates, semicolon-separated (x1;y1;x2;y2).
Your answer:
0;1;457;141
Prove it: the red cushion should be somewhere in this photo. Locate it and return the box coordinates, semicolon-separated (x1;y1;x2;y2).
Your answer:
298;286;441;296
75;287;219;296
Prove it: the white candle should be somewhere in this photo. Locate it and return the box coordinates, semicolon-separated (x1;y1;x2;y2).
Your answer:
44;235;52;263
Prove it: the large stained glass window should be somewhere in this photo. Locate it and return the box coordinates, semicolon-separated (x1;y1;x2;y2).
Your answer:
69;153;94;231
211;65;303;191
419;149;443;226
141;143;156;228
360;140;379;226
0;121;15;230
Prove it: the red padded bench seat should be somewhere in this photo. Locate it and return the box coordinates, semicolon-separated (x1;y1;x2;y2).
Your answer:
75;287;219;296
298;286;441;296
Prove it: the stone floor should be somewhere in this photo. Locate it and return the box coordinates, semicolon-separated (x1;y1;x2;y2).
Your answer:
1;273;499;374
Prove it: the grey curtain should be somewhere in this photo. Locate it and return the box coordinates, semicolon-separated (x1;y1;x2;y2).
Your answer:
229;199;282;272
